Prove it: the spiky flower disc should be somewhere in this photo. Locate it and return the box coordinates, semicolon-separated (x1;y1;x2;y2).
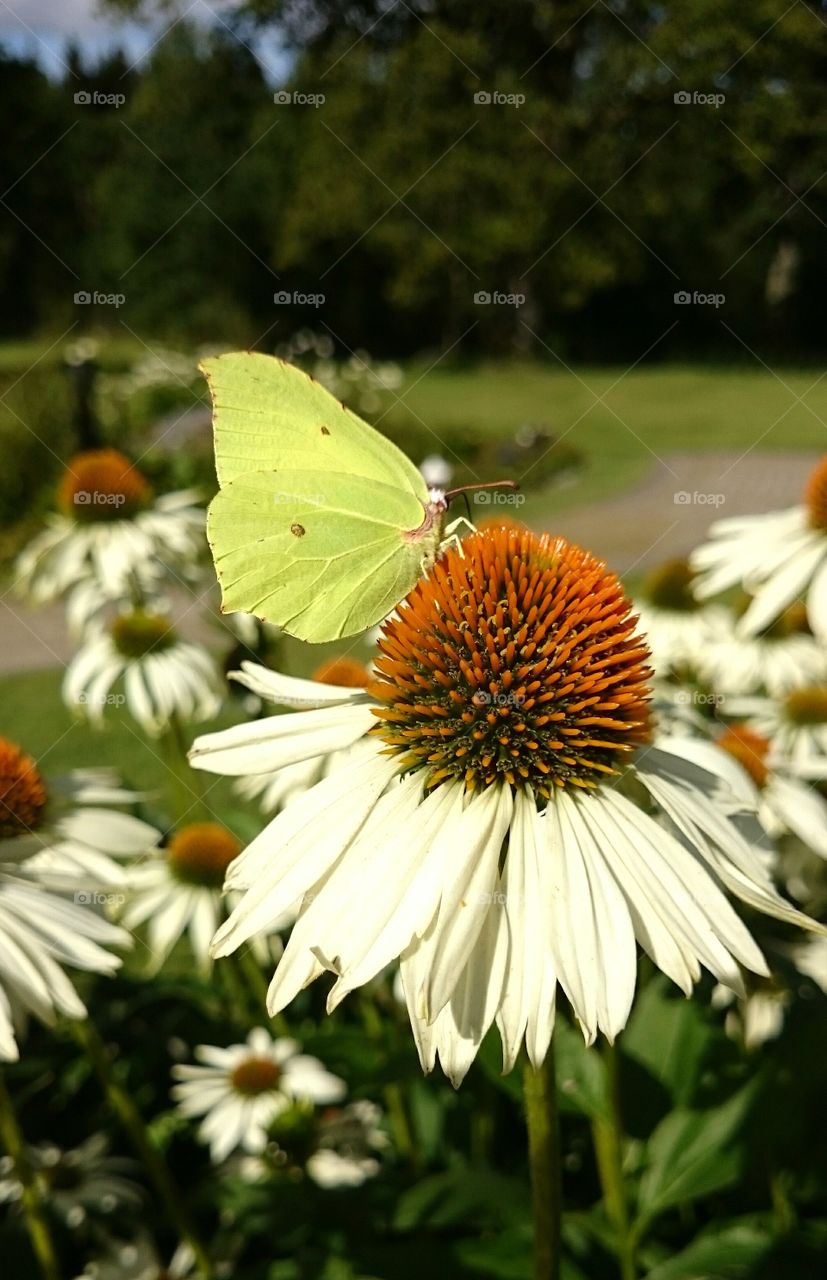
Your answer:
0;738;47;838
369;528;652;796
805;455;827;530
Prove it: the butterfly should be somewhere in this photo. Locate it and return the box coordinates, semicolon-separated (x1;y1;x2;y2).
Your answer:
202;352;452;643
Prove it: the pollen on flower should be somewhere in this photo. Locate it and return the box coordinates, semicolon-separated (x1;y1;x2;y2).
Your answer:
230;1056;281;1096
717;726;771;789
473;514;528;536
312;657;370;687
369;528;652;797
0;737;47;838
57;449;153;523
784;686;827;725
804;454;827;530
167;823;242;889
111;611;176;660
641;558;698;612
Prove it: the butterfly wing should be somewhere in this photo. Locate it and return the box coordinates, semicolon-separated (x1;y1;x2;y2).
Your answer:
201;352;428;496
207;468;436;642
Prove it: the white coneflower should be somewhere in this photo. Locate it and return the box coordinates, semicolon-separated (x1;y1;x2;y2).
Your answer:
234;657;373;814
702;600;826;697
16;449;204;613
666;721;827;862
171;1028;346;1163
633;558;727;679
190;529;821;1085
0;738;131;1060
63;607;224;736
724;688;827;776
691;453;827;641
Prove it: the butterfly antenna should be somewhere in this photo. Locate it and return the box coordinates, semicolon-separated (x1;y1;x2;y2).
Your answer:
444;479;519;504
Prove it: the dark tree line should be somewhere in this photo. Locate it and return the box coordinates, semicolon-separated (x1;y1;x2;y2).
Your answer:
3;0;827;359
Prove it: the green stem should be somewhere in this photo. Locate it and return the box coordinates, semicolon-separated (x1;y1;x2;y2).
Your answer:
163;712;207;822
0;1070;61;1280
70;1018;214;1279
235;946;290;1037
524;1041;562;1280
591;1041;636;1280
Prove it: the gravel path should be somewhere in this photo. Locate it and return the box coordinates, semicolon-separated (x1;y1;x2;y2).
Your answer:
2;449;820;673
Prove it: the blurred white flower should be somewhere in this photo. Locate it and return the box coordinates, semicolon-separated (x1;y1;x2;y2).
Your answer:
702;602;827;697
724;689;827;776
306;1100;388;1188
16;450;204;615
419;454;454;490
711;982;788;1050
691;454;827;642
192;530;819;1085
633;558;728;679
0;1134;142;1227
171;1029;346;1163
63;606;224;737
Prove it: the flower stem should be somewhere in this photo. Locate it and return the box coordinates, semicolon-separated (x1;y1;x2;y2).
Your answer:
70;1018;214;1278
358;994;417;1165
0;1070;61;1280
523;1041;562;1280
163;712;207;822
591;1041;636;1280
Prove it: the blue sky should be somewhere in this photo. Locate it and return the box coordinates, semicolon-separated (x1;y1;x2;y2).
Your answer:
0;0;291;81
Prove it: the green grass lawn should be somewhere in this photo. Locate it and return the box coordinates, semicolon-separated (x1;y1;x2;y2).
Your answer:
387;360;827;520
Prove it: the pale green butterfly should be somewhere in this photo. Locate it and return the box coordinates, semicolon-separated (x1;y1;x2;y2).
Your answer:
202;352;460;643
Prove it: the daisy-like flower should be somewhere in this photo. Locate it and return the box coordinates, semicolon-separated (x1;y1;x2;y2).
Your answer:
0;738;132;1059
670;722;827;863
0;1134;142;1228
63;606;224;736
306;1100;389;1188
120;822;243;973
702;600;826;697
691;453;827;641
191;529;820;1085
171;1029;346;1163
724;687;827;776
16;449;205;615
234;657;373;814
633;558;728;679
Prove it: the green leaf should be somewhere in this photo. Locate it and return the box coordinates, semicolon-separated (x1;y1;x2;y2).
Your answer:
554;1020;611;1122
637;1081;759;1226
642;1218;773;1280
621;977;716;1106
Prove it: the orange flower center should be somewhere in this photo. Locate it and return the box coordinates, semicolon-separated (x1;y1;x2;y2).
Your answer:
717;726;771;788
641;558;697;613
369;529;652;797
166;823;242;888
230;1056;281;1096
784;687;827;725
57;449;152;523
804;455;827;530
0;737;47;838
312;657;370;687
